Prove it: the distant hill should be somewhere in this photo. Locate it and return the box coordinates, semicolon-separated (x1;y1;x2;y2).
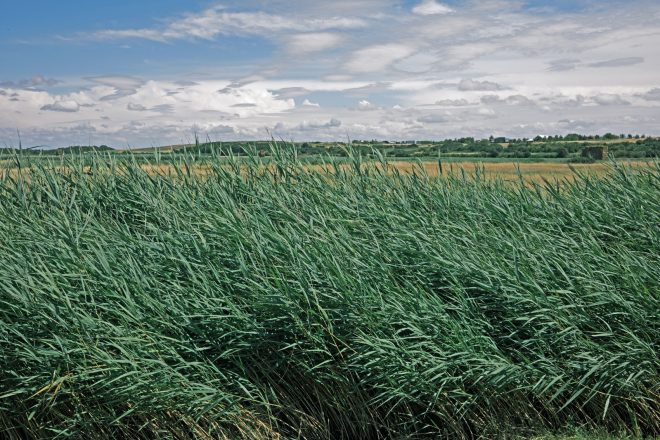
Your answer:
0;145;115;155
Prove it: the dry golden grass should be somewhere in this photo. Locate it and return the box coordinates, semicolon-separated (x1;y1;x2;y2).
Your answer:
301;160;653;185
386;160;653;183
2;160;653;184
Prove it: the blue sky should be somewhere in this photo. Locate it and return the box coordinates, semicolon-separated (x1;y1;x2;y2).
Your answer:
1;0;659;146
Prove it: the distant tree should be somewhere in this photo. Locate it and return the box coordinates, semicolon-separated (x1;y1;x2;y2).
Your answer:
556;148;569;158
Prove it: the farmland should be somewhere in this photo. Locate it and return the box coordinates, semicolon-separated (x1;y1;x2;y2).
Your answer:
0;149;658;439
1;151;654;184
366;160;653;183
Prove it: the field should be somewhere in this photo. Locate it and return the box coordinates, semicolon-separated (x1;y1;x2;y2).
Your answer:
129;159;655;185
378;160;652;183
0;150;658;439
3;155;651;184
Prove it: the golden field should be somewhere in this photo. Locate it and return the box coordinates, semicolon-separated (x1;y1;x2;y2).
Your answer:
384;160;653;183
2;159;654;184
129;160;655;185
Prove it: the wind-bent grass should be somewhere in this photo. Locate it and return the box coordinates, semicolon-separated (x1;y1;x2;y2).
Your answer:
0;147;658;439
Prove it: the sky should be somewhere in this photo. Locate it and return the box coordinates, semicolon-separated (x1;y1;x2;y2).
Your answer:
1;0;660;147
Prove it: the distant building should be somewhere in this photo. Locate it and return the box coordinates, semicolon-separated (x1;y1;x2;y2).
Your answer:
581;146;608;160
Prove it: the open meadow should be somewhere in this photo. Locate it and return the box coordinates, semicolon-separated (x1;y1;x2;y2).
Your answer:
361;160;653;183
3;154;653;185
0;150;658;439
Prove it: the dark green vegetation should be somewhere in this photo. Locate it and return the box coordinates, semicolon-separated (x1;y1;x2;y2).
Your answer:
0;145;113;154
0;150;658;439
4;134;660;161
153;136;660;161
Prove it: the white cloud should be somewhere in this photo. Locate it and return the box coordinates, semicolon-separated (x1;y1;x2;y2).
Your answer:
345;44;416;73
357;100;376;110
505;95;535;106
41;100;80;112
271;87;311;98
286;33;343;54
481;94;535;106
547;58;581;72
458;79;503;91
127;103;148;111
436;98;470;106
0;75;60;89
588;57;644;68
412;0;453;16
592;94;630;106
275;118;342;133
640;88;660;101
5;1;660;144
417;114;447;123
87;76;145;100
302;99;320;107
442;42;498;68
394;52;439;73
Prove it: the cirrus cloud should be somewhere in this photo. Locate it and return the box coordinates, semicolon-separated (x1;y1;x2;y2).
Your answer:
344;44;416;74
91;6;367;42
286;32;343;54
588;57;644;68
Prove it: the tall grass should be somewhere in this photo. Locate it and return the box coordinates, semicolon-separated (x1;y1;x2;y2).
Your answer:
0;147;658;439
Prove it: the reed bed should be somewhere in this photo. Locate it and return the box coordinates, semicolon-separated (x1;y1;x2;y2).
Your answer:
0;147;658;439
